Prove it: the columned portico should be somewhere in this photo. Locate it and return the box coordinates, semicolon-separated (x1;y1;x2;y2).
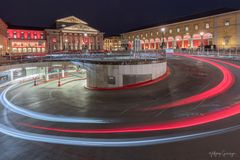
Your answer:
46;16;103;53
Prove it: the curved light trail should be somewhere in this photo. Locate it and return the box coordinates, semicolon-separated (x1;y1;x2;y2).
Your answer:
0;123;240;147
0;55;240;147
18;101;240;134
210;58;240;69
0;85;115;124
143;54;235;111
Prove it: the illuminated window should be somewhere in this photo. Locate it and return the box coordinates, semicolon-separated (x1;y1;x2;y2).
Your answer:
177;28;180;33
20;32;24;40
34;32;37;39
146;33;148;37
156;32;159;35
205;23;210;29
150;32;153;36
185;26;189;32
194;25;199;30
225;20;230;26
169;29;173;34
28;32;31;39
41;33;44;39
13;32;17;39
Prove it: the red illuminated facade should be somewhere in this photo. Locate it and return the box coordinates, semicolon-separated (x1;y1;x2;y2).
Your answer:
7;28;46;54
6;16;104;54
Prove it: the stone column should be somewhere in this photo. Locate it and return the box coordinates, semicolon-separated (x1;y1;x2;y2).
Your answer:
173;41;177;49
59;33;63;51
213;18;218;47
237;14;240;48
190;38;193;48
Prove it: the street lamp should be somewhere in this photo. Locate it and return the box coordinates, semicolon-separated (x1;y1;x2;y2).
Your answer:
161;28;166;49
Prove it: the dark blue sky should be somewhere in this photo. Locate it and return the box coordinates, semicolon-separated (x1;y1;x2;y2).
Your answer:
0;0;240;35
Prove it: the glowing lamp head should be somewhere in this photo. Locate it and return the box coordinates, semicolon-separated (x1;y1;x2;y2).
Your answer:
84;33;88;37
200;32;204;36
161;28;166;32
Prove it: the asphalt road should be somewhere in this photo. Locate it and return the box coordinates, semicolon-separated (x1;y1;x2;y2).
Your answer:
0;55;240;160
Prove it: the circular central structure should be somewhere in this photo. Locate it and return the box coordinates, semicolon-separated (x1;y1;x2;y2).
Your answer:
75;54;167;89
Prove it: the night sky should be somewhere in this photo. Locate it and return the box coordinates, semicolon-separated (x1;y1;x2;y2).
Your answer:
0;0;240;35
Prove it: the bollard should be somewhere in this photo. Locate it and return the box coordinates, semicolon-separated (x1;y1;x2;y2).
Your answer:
34;78;37;86
58;79;61;87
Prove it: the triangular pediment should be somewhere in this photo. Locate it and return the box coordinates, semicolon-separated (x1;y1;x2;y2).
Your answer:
56;16;87;25
63;24;98;32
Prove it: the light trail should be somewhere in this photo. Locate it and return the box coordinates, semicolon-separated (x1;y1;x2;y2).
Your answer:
18;100;240;134
0;123;240;147
142;54;235;111
0;85;115;124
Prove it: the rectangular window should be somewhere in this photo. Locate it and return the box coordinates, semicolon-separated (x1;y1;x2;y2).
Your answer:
225;20;230;26
34;33;37;39
177;28;180;33
28;32;31;40
205;23;210;29
21;32;24;40
169;29;172;34
194;25;199;30
185;26;189;32
13;32;17;39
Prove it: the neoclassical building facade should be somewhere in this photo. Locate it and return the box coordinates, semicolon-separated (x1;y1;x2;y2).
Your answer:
46;16;103;53
3;16;103;55
122;9;240;50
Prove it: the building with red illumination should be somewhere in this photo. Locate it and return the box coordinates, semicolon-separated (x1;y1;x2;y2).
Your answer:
0;18;8;56
7;26;47;54
6;16;104;55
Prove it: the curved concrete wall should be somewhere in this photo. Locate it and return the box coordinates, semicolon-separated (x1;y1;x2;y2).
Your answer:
87;61;167;88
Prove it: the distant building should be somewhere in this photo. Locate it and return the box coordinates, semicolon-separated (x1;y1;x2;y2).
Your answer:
6;16;104;54
7;26;47;54
122;8;240;50
103;36;124;51
0;18;8;56
45;16;103;53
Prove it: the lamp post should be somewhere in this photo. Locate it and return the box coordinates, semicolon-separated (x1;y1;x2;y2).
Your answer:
64;39;68;51
161;28;166;49
200;32;204;53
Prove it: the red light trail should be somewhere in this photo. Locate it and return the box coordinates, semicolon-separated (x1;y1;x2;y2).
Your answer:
142;54;235;111
18;56;240;134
